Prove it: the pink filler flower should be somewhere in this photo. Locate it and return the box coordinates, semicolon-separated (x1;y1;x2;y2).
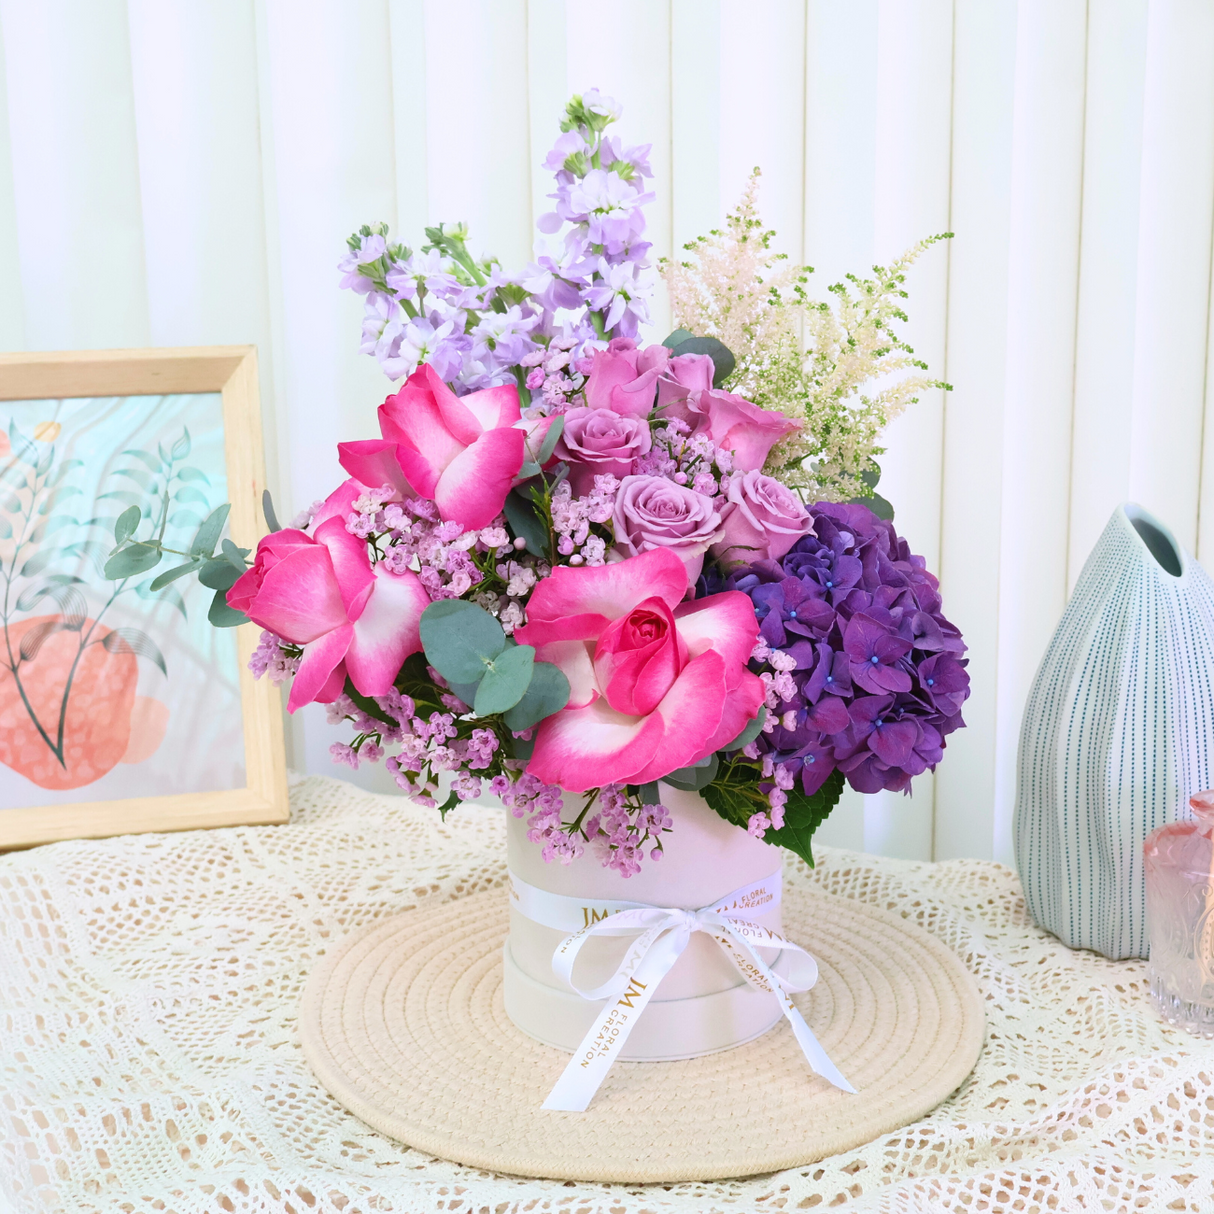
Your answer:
228;481;430;713
515;548;765;791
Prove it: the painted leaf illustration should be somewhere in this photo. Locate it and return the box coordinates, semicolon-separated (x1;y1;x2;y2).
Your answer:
114;468;154;489
173;486;210;507
20;550;56;578
169;509;203;529
122;448;163;472
19;619;71;662
101;627;167;675
46;459;83;487
60;540;110;576
16;581;87;628
177;467;210;484
96;490;146;508
135;577;188;618
37;485;83;515
8;421;38;466
0;463;30;488
0;517;10;539
35;446;55;476
171;429;191;459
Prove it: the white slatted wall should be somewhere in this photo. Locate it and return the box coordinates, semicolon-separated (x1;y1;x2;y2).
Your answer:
2;0;1212;863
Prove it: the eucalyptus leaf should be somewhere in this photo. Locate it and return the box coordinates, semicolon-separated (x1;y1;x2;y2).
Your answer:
503;489;549;557
638;781;662;806
669;335;736;387
262;489;281;534
198;557;242;591
190;503;230;557
473;643;536;716
419;599;506;683
447;679;483;708
660;752;720;791
150;559;201;591
502;660;571;731
721;705;768;752
661;327;695;349
113;505;141;548
342;677;398;726
208;588;247;627
517;460;541;480
104;542;162;580
511;734;535;761
220;538;250;569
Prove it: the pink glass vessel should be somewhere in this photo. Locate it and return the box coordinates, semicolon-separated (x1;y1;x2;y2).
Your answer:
1144;791;1214;1037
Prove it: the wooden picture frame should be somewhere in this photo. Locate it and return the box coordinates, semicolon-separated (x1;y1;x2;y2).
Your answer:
0;346;288;848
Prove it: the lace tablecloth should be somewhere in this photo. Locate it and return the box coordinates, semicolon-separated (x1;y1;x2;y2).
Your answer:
3;777;1214;1214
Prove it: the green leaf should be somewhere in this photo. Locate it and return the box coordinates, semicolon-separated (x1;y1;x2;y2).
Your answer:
761;770;846;867
473;643;535;715
177;466;210;484
517;460;541;480
103;542;162;580
262;489;281;534
220;538;250;570
113;505;141;547
100;627;167;675
536;414;565;465
661;327;695;350
660;752;720;791
867;492;894;521
198;557;242;591
502;660;571;731
190;503;230;557
171;428;191;459
503;488;549;557
420;599;506;683
511;734;535;762
860;462;881;490
173;486;211;508
342;677;398;726
448;679;483;708
114;467;153;490
638;781;661;806
437;789;460;821
670;335;736;387
122;448;163;472
149;559;201;591
208;588;247;627
721;705;768;752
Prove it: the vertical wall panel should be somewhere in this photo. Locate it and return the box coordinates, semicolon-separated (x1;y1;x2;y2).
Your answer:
992;0;1090;865
934;0;1018;861
1125;0;1214;553
388;1;429;244
0;15;24;350
1066;2;1148;588
527;0;569;238
670;0;721;253
0;0;150;350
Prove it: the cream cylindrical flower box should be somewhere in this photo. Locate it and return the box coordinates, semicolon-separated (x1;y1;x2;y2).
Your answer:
502;783;787;1060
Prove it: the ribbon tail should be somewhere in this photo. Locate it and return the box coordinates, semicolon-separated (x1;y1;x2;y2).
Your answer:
779;991;857;1094
542;929;687;1112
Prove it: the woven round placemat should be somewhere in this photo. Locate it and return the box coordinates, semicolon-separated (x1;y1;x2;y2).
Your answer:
299;882;984;1183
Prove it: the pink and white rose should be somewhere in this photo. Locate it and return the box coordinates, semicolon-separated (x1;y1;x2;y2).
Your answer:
583;336;671;417
227;480;429;714
556;407;652;495
337;362;525;530
665;386;800;472
612;474;724;587
515;548;765;791
711;470;813;564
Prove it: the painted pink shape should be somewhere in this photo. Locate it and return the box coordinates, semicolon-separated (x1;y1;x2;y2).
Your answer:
120;696;169;765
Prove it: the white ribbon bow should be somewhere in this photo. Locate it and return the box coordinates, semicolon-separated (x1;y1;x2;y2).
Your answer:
510;872;855;1112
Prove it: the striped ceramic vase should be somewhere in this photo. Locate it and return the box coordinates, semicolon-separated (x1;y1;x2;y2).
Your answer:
1014;503;1214;960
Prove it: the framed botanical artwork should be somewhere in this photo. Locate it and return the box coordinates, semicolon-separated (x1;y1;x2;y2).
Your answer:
0;346;288;848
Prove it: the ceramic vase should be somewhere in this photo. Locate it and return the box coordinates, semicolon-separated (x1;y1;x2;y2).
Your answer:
503;783;786;1059
1014;503;1214;959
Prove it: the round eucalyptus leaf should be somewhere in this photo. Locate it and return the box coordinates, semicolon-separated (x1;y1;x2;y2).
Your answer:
102;542;162;581
660;752;720;791
721;705;767;752
421;599;506;683
669;335;736;387
473;643;535;716
502;660;571;731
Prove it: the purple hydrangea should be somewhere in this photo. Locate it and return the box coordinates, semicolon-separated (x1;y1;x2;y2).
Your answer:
727;501;970;797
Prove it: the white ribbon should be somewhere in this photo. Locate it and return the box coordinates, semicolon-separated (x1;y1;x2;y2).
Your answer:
509;871;856;1112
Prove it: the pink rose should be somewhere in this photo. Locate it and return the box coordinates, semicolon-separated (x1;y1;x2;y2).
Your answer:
612;474;724;587
655;352;715;410
665;387;800;471
336;363;525;529
583;336;671;417
556;407;652;495
711;470;813;564
228;480;429;713
515;548;765;791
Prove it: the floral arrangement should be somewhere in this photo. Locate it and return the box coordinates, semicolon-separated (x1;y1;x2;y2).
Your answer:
104;92;968;876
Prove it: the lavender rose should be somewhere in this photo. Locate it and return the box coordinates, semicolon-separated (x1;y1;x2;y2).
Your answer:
556;406;653;496
711;470;813;565
612;474;725;587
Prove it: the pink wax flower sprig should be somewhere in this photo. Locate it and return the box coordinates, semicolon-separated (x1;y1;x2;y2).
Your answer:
103;90;961;877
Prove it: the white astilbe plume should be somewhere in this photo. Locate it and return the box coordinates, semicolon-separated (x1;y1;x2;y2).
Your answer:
662;169;951;502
